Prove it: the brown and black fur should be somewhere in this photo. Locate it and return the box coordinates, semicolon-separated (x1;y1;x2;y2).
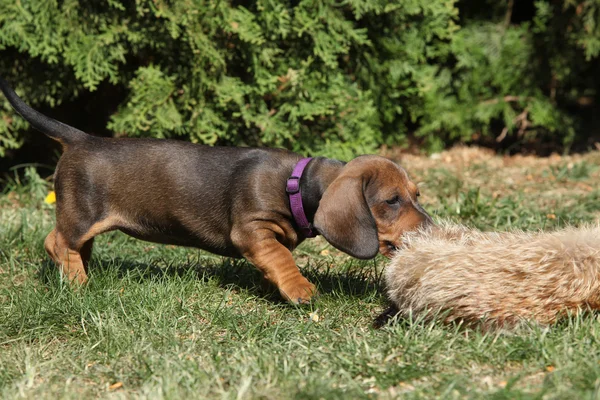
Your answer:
0;77;431;303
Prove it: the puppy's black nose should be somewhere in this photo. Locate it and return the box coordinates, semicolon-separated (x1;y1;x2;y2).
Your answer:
385;241;398;252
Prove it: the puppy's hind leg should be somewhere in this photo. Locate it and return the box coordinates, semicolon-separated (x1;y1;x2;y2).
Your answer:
45;161;119;284
45;226;99;284
45;217;116;284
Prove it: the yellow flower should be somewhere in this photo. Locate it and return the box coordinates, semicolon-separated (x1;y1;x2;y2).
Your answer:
308;310;320;322
44;191;56;204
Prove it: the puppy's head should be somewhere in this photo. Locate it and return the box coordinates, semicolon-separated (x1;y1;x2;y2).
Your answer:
314;155;432;259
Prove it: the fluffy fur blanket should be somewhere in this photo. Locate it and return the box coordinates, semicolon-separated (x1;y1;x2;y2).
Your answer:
384;222;600;329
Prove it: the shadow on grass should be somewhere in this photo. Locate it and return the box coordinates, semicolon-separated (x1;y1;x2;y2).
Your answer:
37;254;385;302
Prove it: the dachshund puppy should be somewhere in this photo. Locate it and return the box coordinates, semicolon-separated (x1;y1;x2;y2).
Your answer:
0;77;431;303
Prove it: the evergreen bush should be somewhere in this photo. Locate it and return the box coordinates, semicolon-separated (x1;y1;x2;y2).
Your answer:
414;0;600;152
0;0;598;159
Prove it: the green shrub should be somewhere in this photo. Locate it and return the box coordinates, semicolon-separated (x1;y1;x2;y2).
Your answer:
0;0;454;159
414;0;600;152
0;0;598;160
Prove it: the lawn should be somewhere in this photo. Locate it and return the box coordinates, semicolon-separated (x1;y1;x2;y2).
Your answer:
1;147;600;399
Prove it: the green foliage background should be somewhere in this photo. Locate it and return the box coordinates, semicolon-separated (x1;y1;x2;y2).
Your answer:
0;0;598;159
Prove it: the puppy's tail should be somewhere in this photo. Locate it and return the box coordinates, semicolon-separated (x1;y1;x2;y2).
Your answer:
0;76;88;145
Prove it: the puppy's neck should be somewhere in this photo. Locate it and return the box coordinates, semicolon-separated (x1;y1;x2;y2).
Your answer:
300;157;345;224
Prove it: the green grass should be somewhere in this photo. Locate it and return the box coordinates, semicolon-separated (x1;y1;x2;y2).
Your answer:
1;151;600;399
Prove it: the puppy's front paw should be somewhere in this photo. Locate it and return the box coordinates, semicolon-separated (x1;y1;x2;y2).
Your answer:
279;278;317;304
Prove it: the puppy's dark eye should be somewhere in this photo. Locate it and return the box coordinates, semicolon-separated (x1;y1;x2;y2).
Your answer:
416;190;421;197
386;196;400;205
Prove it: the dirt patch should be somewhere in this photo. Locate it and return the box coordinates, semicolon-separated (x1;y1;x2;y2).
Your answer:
383;146;600;205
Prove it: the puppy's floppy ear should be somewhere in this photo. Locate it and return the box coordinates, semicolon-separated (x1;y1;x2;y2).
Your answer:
314;175;379;259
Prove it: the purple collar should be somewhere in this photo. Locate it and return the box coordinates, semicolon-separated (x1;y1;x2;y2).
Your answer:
286;157;318;238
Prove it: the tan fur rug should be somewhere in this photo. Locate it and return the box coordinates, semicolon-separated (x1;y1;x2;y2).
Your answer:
384;222;600;329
